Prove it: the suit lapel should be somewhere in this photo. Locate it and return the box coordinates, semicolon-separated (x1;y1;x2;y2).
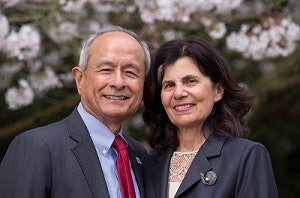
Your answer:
127;147;145;198
67;109;110;198
175;135;226;198
174;149;211;197
152;148;174;198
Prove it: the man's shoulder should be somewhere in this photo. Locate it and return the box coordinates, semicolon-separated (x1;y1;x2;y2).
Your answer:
13;119;66;146
15;109;79;141
124;135;147;155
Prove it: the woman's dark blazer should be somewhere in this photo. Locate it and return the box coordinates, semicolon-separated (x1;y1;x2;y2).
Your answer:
143;135;278;198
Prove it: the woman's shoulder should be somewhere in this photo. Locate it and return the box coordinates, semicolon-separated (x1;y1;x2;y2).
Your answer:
207;135;267;151
221;137;271;158
225;137;267;149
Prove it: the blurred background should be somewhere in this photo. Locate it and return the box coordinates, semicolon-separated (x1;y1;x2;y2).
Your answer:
0;0;299;197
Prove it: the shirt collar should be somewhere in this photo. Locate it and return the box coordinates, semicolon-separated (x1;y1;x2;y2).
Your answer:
77;102;127;151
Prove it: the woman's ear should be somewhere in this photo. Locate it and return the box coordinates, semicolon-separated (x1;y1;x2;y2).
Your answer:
214;83;224;102
72;66;84;95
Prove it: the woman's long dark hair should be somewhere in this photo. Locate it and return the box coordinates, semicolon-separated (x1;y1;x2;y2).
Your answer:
143;38;254;152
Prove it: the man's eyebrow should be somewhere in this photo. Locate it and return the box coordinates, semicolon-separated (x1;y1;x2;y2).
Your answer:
123;63;142;72
95;60;141;69
95;60;114;68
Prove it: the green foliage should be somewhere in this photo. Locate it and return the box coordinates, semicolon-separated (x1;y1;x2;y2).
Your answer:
250;81;300;197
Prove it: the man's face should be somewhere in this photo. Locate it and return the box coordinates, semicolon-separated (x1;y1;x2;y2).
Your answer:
72;32;146;132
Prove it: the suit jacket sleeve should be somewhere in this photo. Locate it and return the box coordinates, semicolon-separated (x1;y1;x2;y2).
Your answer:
235;142;278;198
0;132;51;198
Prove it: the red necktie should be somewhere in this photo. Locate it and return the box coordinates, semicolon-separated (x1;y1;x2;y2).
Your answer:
113;135;136;198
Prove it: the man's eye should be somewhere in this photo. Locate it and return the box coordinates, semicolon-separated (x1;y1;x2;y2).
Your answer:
98;68;113;73
124;71;139;78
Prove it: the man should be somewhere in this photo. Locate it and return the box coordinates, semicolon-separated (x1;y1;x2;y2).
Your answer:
0;26;150;198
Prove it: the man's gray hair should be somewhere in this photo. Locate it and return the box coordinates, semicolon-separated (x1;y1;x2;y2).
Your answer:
78;25;151;74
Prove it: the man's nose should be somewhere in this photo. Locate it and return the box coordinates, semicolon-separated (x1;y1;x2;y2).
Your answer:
109;70;126;89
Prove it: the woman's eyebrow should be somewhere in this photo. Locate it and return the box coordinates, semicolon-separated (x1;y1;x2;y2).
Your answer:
161;80;174;86
181;75;198;80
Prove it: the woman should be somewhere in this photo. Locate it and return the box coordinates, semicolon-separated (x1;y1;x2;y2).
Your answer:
142;37;278;198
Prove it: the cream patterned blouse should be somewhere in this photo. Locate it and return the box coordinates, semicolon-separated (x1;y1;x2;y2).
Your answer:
168;150;198;198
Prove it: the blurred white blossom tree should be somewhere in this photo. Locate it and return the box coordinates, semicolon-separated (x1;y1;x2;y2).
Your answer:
0;0;299;110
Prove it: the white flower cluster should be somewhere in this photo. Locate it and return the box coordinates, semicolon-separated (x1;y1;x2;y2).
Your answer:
5;79;34;110
28;67;63;94
163;30;184;41
226;17;300;60
135;0;243;24
201;17;227;40
0;14;41;60
5;25;41;60
49;22;78;43
0;12;63;110
59;0;127;14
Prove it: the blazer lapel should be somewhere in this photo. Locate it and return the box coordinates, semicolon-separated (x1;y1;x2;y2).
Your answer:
67;109;110;198
152;148;174;198
175;135;226;198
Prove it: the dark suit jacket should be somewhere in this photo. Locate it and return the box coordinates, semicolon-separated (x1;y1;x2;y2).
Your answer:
143;135;278;198
0;109;147;198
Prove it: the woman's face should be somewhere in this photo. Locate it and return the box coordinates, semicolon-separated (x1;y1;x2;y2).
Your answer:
160;57;223;130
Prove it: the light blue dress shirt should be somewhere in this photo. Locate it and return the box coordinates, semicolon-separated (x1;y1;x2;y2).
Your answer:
77;103;141;198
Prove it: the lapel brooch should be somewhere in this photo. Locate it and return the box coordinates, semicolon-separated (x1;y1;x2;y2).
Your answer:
135;157;142;164
200;171;217;186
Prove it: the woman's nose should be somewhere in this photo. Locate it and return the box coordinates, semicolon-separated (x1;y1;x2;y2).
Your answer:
173;84;187;99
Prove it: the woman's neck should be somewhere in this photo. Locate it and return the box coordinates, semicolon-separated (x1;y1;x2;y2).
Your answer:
176;128;206;152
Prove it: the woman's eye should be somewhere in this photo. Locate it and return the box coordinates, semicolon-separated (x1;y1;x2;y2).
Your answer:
185;78;197;84
162;82;174;89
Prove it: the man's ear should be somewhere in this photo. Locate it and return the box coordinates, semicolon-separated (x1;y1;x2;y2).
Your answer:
72;66;84;95
214;83;224;102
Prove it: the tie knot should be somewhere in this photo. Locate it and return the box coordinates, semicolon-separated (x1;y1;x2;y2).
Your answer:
113;135;126;152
